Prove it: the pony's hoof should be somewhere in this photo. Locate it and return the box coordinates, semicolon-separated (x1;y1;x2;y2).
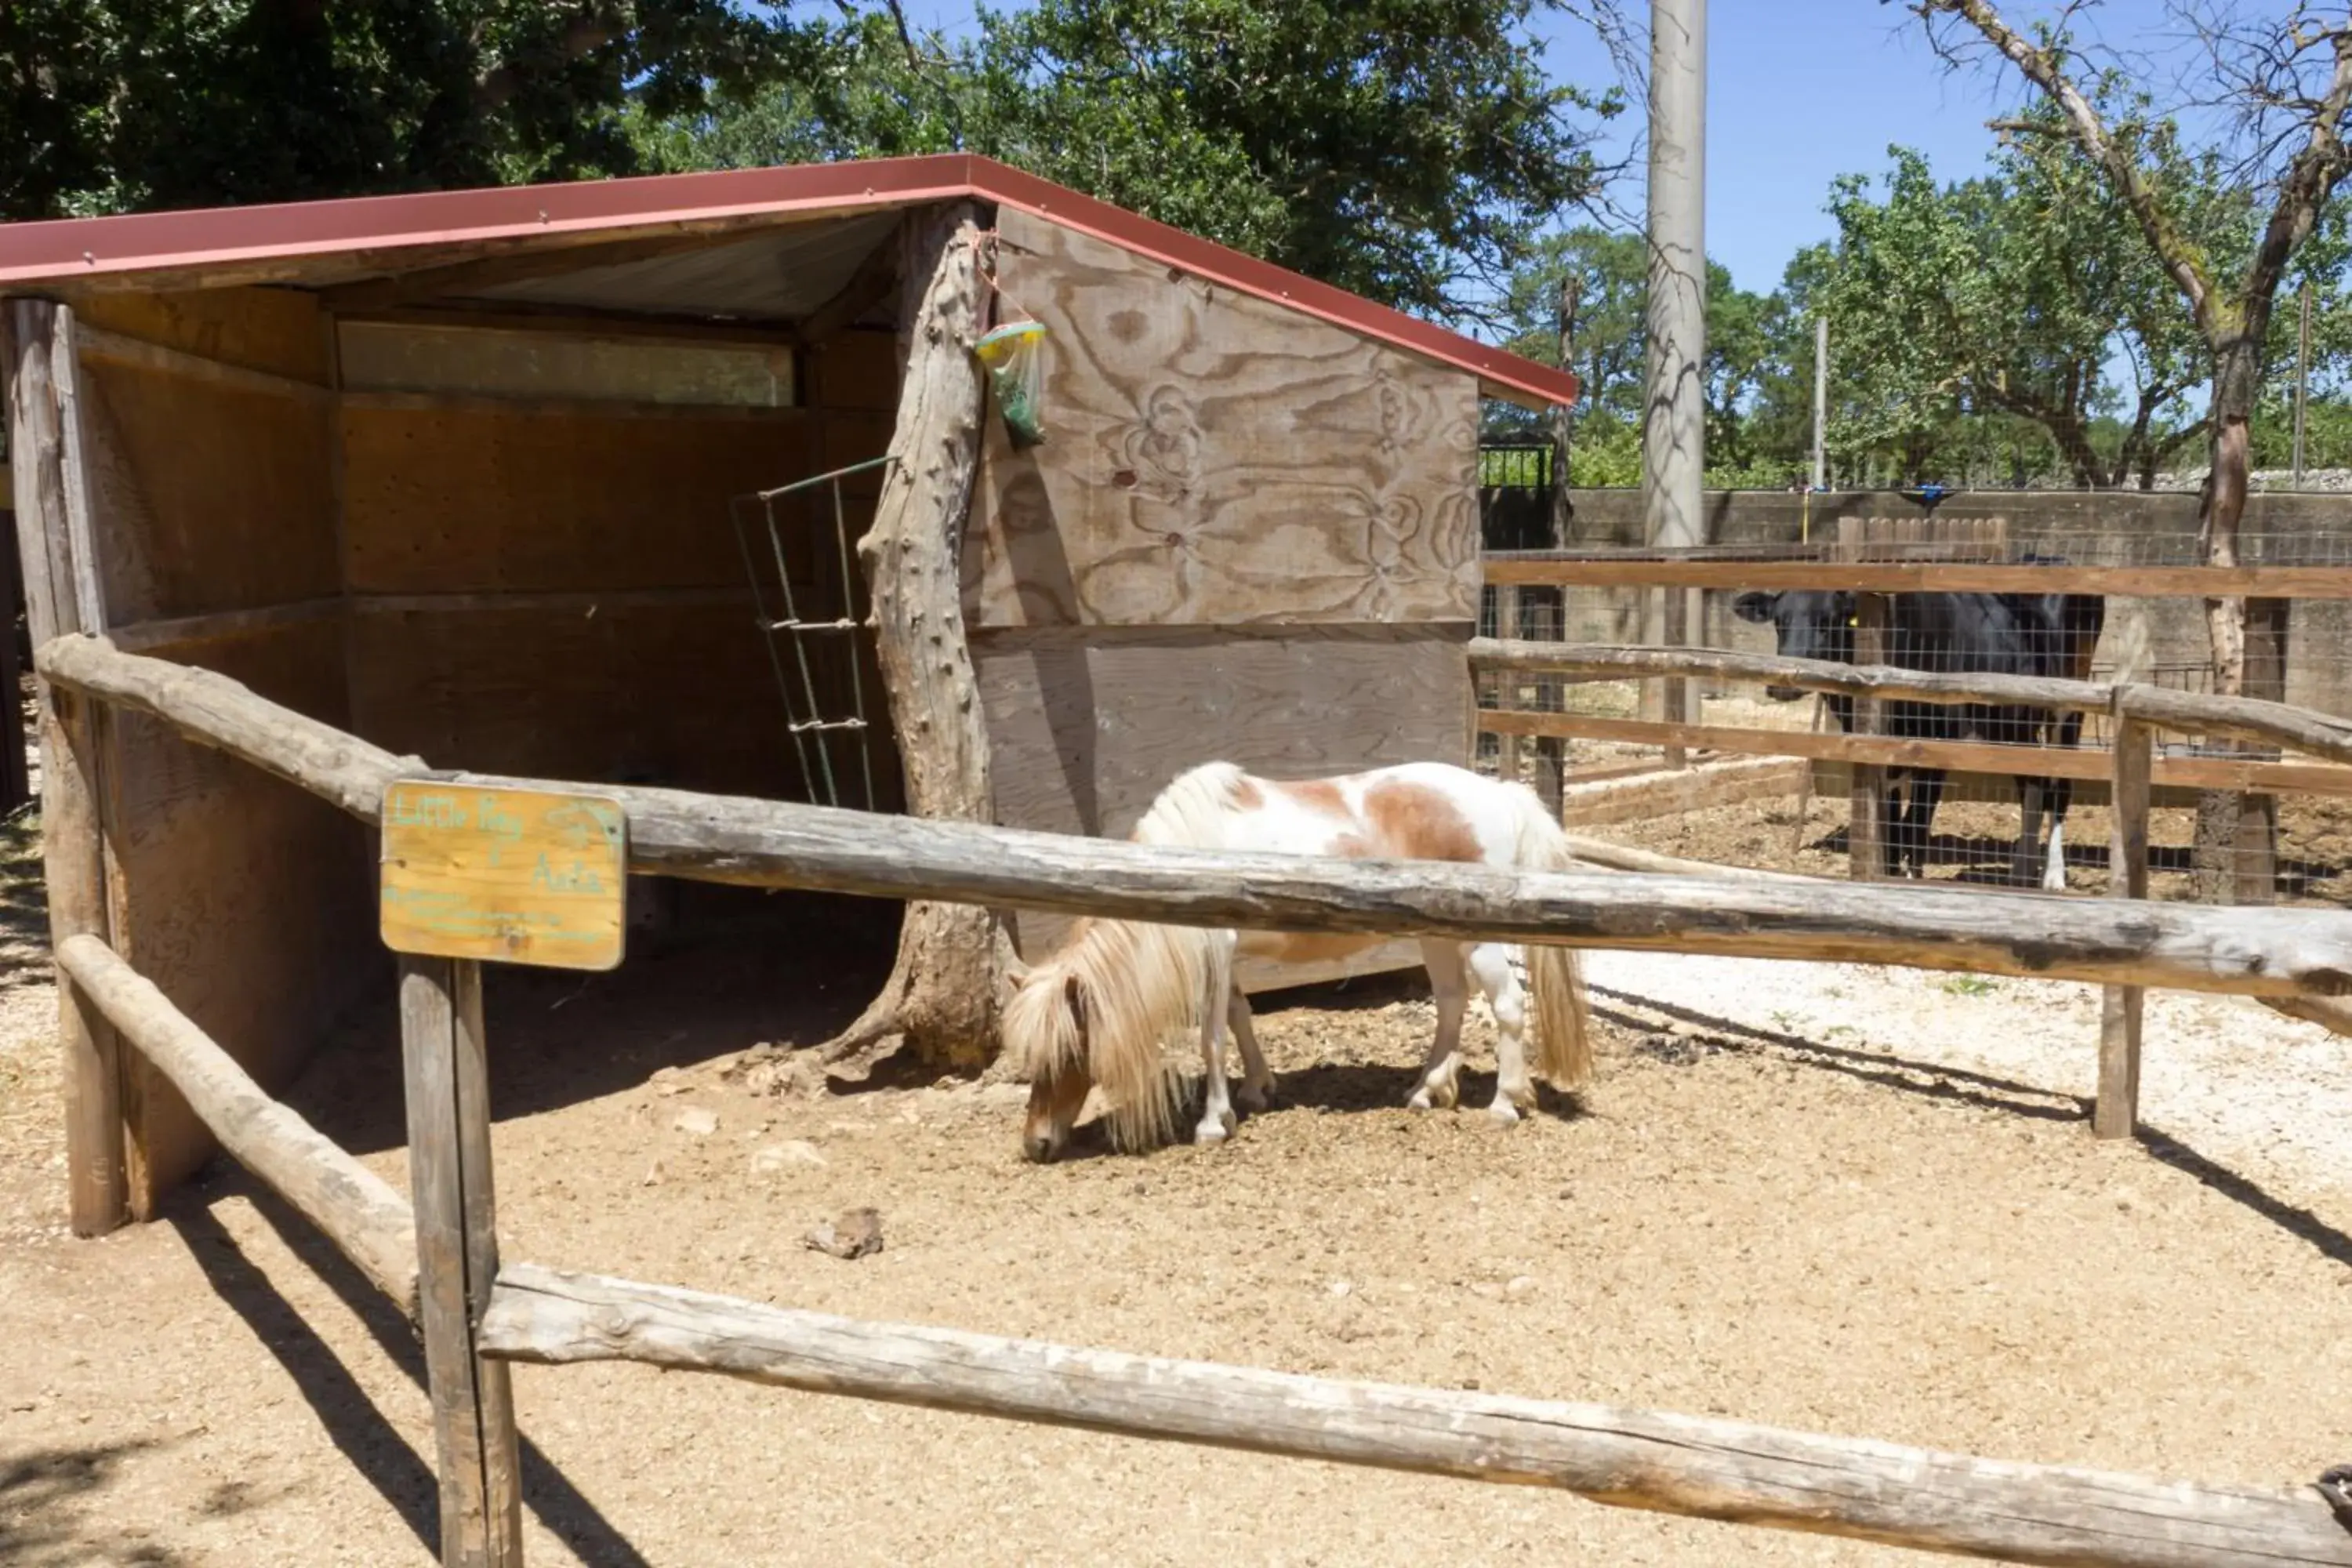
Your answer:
1236;1083;1269;1116
1194;1109;1236;1145
2042;865;2068;893
1486;1099;1523;1127
1407;1080;1458;1112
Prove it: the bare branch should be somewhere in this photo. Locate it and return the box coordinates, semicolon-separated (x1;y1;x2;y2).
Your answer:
1912;0;2219;332
2243;23;2352;318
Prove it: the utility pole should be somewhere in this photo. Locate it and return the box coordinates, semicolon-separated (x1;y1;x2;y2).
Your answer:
2293;280;2313;488
1642;0;1706;757
1549;274;1577;548
1811;314;1828;492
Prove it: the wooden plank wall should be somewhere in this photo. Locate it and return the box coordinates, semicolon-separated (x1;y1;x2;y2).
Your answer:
70;287;373;1207
340;323;902;812
966;209;1483;986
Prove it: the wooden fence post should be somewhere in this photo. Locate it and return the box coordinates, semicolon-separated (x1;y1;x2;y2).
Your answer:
2096;714;2153;1140
401;956;523;1567
8;298;126;1235
1847;591;1889;882
1495;584;1523;788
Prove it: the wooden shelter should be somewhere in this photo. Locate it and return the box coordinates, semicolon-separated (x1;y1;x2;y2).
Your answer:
0;154;1577;1221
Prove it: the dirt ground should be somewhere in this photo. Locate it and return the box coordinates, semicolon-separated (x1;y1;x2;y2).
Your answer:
7;844;2352;1566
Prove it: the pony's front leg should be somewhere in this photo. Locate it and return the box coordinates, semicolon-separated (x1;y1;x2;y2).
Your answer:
1194;935;1240;1145
1229;983;1272;1114
1469;942;1533;1123
1407;940;1468;1111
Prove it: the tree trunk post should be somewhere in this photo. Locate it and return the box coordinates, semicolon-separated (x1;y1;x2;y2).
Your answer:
822;202;1010;1076
2193;358;2258;903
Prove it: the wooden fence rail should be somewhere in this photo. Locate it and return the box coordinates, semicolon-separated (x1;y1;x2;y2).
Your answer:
1467;639;2352;771
480;1262;2352;1568
1479;709;2352;797
53;934;420;1317
32;634;2352;1004
33;630;2352;1567
1483;557;2352;599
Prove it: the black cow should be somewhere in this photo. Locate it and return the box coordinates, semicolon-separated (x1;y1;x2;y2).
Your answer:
1731;575;2105;887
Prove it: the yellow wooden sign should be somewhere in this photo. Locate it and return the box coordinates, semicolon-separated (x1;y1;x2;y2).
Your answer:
380;779;629;971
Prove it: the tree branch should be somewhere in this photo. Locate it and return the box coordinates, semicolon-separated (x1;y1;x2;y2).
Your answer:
2244;24;2352;315
1915;0;2217;334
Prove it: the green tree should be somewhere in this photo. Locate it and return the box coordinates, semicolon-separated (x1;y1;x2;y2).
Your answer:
1912;1;2352;702
1482;227;1791;485
1813;128;2215;490
0;0;811;219
637;0;1620;321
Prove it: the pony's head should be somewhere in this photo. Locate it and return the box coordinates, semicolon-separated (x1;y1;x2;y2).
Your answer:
1005;956;1093;1163
1002;918;1203;1163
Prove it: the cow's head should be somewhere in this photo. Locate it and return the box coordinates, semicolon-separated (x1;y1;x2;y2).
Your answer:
1733;590;1857;700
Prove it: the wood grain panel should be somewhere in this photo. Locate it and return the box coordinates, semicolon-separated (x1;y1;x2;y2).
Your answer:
78;360;337;622
341;402;812;593
103;620;376;1201
347;602;897;810
811;328;902;412
976;622;1470;986
71;286;331;384
966;209;1480;628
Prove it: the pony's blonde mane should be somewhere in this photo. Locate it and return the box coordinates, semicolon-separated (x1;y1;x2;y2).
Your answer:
1001;763;1252;1149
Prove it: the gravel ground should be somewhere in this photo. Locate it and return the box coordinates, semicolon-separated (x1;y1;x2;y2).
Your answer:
5;853;2351;1567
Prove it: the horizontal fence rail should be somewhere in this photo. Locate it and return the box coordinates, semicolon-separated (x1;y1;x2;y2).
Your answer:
1479;710;2352;797
1468;639;2352;770
479;1262;2352;1568
33;635;2352;1002
34;630;2352;1566
1483;555;2352;599
54;934;420;1318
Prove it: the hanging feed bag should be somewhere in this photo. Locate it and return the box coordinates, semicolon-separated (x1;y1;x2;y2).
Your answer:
975;321;1049;448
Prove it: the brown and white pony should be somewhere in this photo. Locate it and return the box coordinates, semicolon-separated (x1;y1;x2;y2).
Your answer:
1004;761;1594;1162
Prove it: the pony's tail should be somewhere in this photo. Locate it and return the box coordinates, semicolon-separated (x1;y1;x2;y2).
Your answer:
1506;784;1595;1094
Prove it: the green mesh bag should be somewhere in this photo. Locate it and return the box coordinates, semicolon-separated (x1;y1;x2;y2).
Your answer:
975;321;1048;448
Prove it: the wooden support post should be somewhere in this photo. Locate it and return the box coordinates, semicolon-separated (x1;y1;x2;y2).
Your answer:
400;956;522;1568
2096;716;2153;1140
8;298;125;1235
1847;591;1889;882
1495;584;1523;787
2234;597;2288;906
0;514;27;813
1659;585;1690;769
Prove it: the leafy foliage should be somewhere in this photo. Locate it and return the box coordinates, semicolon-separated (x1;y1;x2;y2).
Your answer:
633;0;1619;321
1479;227;1791;485
0;0;811;220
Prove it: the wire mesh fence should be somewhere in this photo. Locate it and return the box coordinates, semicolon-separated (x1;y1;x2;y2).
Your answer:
1475;489;2352;909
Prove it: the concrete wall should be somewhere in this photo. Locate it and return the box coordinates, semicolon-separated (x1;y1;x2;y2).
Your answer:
1485;488;2352;717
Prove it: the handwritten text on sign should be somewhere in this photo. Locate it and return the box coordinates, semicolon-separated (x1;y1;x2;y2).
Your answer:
380;780;629;971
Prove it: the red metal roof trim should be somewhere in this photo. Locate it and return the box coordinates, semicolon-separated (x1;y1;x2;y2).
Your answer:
0;154;1579;408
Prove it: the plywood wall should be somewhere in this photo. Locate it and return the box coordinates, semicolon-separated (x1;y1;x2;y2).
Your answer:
963;211;1482;986
67;286;374;1206
965;209;1482;630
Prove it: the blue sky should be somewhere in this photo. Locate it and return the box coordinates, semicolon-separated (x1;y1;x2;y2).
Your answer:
892;0;2188;296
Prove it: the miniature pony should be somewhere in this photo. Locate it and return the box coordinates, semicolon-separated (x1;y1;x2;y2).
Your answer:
1004;761;1594;1161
